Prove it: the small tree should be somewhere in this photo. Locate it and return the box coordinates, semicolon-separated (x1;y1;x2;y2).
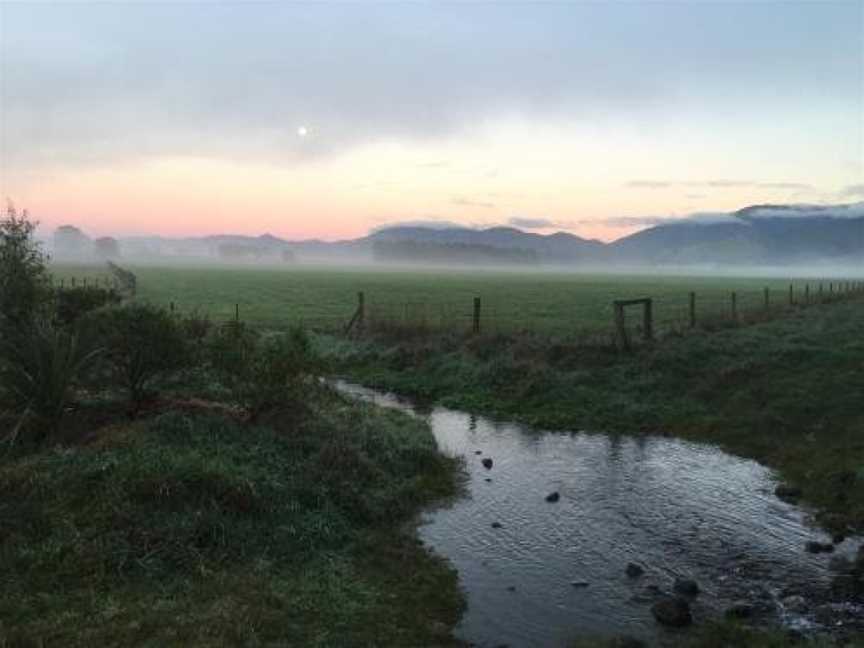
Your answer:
88;303;189;405
0;202;50;335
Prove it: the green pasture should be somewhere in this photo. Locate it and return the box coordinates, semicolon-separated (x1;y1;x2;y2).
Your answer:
49;262;860;337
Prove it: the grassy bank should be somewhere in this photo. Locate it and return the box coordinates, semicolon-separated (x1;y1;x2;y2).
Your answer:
323;297;864;534
0;390;464;646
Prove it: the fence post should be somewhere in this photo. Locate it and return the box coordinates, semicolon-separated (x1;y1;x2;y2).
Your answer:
170;301;175;314
357;291;365;329
788;284;794;306
688;292;696;329
235;303;240;323
804;284;809;305
764;287;770;309
613;302;628;352
60;278;65;289
819;283;823;302
643;298;653;342
731;291;737;322
71;277;76;288
473;297;481;335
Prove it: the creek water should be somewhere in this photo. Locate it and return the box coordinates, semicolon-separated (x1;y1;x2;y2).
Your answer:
336;381;861;647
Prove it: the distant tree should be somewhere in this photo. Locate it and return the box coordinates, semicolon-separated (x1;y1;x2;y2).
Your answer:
94;236;120;259
0;202;50;334
53;225;92;260
217;242;264;261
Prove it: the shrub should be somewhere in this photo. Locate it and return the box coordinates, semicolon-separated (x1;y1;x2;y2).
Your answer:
86;303;189;405
0;321;101;443
0;202;50;335
54;285;122;328
209;325;319;422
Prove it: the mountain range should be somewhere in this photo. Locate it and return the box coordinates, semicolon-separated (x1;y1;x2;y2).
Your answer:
59;202;864;268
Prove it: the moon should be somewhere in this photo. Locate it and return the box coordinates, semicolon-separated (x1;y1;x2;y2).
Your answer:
297;126;309;138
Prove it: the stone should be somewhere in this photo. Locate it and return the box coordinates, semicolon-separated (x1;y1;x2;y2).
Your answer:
474;450;482;455
545;491;560;503
482;458;494;470
774;484;803;501
805;541;835;554
491;522;503;529
651;597;692;627
673;578;700;597
781;595;807;613
570;580;590;588
626;563;645;578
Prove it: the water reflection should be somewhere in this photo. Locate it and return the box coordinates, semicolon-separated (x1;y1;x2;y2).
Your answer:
336;381;859;648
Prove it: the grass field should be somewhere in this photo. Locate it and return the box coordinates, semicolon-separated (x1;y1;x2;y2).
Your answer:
50;262;862;338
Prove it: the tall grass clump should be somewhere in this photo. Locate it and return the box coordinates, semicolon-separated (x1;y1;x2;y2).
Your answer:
0;323;101;443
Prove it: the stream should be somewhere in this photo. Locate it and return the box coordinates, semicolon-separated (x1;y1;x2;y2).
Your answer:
336;381;862;647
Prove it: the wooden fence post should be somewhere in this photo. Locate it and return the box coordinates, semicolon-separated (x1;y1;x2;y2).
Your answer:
819;283;824;302
643;298;653;342
688;292;696;329
473;297;481;335
764;287;770;309
235;303;240;323
170;301;175;314
71;277;76;288
613;302;628;352
804;284;810;305
731;291;737;322
788;284;794;306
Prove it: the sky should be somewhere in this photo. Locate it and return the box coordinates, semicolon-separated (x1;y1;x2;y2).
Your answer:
1;0;862;242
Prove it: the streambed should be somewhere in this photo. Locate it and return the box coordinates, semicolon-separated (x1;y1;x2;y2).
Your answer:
336;381;862;647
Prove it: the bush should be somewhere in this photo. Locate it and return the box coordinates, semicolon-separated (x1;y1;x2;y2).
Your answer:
0;321;100;442
54;285;122;328
0;202;50;335
86;303;189;405
209;325;319;422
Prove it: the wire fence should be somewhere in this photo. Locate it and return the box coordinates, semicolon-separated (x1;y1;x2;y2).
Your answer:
50;267;864;348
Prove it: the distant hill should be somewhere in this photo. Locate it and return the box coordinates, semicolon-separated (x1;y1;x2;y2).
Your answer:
107;201;864;268
368;226;605;263
610;202;864;265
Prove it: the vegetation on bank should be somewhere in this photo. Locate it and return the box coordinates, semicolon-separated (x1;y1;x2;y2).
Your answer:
324;297;864;535
0;205;464;646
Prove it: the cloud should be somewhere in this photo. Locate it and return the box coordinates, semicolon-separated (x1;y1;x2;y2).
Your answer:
738;202;864;220
841;184;864;198
2;2;683;173
626;180;816;192
758;182;813;190
590;215;681;228
452;196;496;209
507;217;556;229
625;181;672;189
